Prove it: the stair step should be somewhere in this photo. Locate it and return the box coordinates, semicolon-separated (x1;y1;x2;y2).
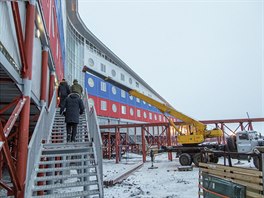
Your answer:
40;151;92;158
43;142;92;148
32;180;99;191
35;165;96;173
37;157;95;166
31;189;100;198
35;172;97;182
42;146;91;155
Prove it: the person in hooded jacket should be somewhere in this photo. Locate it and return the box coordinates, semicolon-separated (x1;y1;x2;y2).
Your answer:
58;79;70;108
60;92;84;142
71;79;83;96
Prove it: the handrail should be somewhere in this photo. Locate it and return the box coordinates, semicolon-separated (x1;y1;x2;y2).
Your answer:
83;90;104;197
25;90;57;197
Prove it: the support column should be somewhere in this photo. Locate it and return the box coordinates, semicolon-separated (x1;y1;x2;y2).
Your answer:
17;2;35;197
141;127;146;162
115;127;120;163
40;47;49;106
167;126;172;161
48;71;55;107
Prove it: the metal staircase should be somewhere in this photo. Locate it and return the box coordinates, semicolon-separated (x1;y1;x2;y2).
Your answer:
27;109;103;197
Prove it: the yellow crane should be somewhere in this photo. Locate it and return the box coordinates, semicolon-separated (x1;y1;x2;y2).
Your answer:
82;65;222;145
82;65;223;166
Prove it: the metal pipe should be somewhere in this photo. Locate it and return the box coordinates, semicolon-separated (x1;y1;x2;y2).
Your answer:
40;47;49;105
17;2;35;197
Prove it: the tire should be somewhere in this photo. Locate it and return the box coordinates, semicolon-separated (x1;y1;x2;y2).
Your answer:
253;156;262;171
179;153;192;166
226;136;237;152
209;155;219;163
193;153;202;167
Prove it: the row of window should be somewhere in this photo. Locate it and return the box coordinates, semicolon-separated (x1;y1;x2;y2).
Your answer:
91;98;167;121
88;78;147;104
88;58;140;89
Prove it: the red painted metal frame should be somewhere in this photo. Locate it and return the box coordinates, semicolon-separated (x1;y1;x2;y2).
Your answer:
0;97;20;114
40;49;48;103
11;2;27;75
100;118;264;163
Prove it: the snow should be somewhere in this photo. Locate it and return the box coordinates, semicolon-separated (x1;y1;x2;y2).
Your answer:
103;152;257;198
103;153;199;198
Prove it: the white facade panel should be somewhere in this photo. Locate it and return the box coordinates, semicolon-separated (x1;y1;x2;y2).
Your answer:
31;34;42;100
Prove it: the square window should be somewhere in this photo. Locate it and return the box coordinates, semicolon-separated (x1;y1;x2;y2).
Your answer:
121;90;126;98
121;73;125;81
137;109;141;117
121;106;126;114
100;82;106;92
100;63;106;72
149;113;152;120
101;101;107;111
136;98;140;103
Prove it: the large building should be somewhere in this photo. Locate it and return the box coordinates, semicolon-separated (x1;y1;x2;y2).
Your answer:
64;0;177;126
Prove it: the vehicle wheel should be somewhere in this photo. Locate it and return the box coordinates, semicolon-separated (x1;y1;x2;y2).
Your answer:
209;155;219;163
226;136;237;152
179;153;192;166
193;153;202;167
253;156;262;171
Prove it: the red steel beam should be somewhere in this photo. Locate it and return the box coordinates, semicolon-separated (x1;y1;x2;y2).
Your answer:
141;127;146;162
0;97;20;115
17;2;35;197
0;122;22;196
11;2;27;75
40;48;49;103
2;97;26;139
100;118;264;129
48;72;55;107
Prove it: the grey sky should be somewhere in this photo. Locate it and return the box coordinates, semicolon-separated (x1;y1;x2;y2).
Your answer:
79;0;263;125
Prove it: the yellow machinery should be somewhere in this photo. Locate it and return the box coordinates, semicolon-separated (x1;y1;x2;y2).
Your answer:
82;65;223;145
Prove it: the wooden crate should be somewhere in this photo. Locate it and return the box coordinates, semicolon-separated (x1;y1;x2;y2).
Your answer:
199;163;264;198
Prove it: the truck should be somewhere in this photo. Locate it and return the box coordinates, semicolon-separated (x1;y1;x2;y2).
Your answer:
82;65;223;166
225;130;264;169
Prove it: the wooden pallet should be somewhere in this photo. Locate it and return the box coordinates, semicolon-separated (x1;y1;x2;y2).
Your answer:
199;163;264;198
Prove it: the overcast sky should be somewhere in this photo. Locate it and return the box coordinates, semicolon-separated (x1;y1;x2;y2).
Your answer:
79;0;263;127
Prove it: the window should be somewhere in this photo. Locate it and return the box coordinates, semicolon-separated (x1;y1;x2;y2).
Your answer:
149;113;152;120
100;63;106;72
154;114;157;120
129;78;133;84
136;82;139;88
163;117;166;122
143;112;147;119
101;101;107;111
88;58;94;66
112;86;117;95
121;106;126;114
100;82;106;92
121;73;125;81
111;69;116;77
159;115;162;121
136;98;140;103
137;109;141;117
112;104;117;113
88;78;94;87
121;90;126;98
130;108;134;116
129;95;133;100
88;98;94;107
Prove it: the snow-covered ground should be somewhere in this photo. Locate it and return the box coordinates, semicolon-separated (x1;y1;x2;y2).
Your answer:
103;152;256;198
103;153;199;198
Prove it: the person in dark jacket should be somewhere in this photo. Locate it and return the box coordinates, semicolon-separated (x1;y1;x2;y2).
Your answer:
58;79;70;108
60;93;84;142
71;79;83;96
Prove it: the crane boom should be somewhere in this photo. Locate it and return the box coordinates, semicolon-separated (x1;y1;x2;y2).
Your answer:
82;66;223;145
